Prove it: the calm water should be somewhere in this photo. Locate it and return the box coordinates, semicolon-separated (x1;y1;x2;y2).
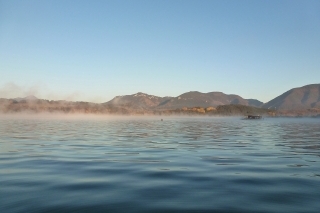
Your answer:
1;116;320;213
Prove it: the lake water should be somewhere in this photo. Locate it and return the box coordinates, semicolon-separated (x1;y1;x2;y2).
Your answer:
1;116;320;213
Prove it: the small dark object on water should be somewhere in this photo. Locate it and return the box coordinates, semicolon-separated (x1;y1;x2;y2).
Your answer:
242;115;262;120
245;115;262;119
161;119;163;121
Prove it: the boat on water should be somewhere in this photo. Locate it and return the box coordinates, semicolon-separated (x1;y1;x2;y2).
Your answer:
242;115;262;120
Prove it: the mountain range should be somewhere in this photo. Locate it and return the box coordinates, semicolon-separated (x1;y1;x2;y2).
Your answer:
106;92;263;110
106;84;320;110
0;84;319;114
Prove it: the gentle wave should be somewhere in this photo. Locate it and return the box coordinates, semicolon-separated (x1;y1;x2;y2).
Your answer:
1;117;320;213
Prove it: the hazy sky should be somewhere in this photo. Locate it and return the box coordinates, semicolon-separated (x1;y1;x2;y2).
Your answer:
1;0;319;102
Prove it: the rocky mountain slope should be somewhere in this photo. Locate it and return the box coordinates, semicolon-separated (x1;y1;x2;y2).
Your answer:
263;84;320;110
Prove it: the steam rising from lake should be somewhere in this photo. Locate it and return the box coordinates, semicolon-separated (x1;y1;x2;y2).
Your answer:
0;82;106;103
0;113;230;121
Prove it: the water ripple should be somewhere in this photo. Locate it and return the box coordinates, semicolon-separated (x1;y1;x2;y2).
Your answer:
0;117;320;213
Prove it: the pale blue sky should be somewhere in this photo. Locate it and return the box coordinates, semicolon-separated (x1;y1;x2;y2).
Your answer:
1;0;319;102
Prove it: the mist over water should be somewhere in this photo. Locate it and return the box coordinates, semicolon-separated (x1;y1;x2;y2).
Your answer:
1;117;320;213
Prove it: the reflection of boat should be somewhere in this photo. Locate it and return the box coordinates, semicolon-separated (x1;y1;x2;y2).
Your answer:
242;115;262;120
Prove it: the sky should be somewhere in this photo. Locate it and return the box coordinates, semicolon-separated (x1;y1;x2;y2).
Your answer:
1;0;319;103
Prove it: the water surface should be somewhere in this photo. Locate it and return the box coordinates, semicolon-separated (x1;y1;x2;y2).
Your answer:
1;117;320;212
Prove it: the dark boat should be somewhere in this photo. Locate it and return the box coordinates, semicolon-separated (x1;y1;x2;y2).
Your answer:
242;115;262;119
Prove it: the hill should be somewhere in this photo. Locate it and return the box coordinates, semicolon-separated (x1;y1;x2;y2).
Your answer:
106;91;263;109
0;94;270;116
263;84;320;110
106;93;172;110
13;95;38;102
2;84;320;116
246;99;263;107
157;91;247;109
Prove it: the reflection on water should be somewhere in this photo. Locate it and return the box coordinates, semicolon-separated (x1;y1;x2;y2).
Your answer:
0;117;320;213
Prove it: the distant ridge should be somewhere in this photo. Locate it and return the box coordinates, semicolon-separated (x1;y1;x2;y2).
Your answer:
263;84;320;110
106;92;172;109
106;91;262;109
2;83;320;113
13;95;38;102
1;84;320;116
246;99;263;107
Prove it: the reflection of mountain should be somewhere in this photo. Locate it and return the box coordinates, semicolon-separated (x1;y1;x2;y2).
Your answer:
263;84;320;110
106;91;262;109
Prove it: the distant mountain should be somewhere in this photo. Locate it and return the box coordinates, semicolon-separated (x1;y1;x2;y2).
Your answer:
263;84;320;110
157;91;248;109
2;85;320;116
246;99;263;107
106;92;172;109
13;95;38;102
106;91;262;109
